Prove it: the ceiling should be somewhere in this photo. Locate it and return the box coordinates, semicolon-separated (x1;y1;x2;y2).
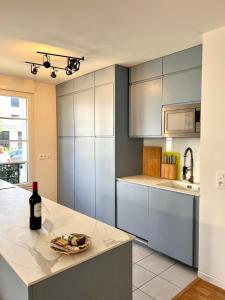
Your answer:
0;0;225;84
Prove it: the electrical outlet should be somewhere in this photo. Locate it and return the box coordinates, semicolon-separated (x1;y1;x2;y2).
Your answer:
39;153;51;160
216;171;225;189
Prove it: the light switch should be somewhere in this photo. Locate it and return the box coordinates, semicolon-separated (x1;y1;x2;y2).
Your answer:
216;171;225;189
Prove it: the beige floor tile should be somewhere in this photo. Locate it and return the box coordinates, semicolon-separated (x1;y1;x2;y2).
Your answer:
137;252;175;275
160;263;197;288
133;289;154;300
140;276;181;300
133;242;153;263
133;264;155;288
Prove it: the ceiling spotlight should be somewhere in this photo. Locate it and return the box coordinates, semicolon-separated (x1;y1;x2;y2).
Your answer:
66;67;73;76
50;68;57;78
74;60;80;72
67;58;81;71
43;54;51;68
31;64;38;75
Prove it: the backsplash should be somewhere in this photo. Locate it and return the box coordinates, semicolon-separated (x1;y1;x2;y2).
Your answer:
144;138;200;183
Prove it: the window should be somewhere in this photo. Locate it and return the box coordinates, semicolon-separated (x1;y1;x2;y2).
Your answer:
0;95;28;184
11;97;19;107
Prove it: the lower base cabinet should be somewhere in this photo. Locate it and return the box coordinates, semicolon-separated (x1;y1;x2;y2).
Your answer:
149;188;195;266
117;181;149;240
116;181;198;267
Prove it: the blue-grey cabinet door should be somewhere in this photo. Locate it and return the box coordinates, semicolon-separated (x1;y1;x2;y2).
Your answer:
74;88;94;137
74;72;94;92
163;45;202;74
130;79;162;137
57;94;74;136
149;188;194;266
162;68;201;105
117;181;149;240
56;79;75;96
58;137;74;209
74;137;95;218
95;137;115;226
95;66;115;86
95;83;114;137
129;58;162;83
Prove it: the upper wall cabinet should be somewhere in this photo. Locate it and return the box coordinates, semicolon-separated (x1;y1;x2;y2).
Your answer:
95;66;115;86
163;45;202;74
74;88;95;136
130;79;162;137
56;79;75;96
129;58;162;83
57;94;74;136
74;73;94;92
162;68;202;105
95;83;114;136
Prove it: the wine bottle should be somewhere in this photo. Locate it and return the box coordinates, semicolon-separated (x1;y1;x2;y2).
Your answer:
29;181;42;230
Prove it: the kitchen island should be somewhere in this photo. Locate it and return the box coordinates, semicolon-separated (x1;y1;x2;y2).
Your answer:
0;185;133;300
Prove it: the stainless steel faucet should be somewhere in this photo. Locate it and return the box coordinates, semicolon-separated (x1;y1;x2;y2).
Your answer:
183;147;194;183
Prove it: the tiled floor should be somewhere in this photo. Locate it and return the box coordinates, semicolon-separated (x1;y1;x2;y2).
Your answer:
132;241;197;300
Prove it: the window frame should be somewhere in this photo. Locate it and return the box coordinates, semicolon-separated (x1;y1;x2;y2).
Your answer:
0;90;33;186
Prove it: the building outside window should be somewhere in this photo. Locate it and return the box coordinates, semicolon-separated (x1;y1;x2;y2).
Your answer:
0;95;28;184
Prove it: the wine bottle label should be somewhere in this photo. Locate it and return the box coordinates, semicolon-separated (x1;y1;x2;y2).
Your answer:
34;203;41;218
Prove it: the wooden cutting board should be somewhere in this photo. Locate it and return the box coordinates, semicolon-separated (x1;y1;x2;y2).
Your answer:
143;146;162;177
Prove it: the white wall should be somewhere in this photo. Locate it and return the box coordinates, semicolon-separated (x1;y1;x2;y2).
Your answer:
144;138;200;182
198;26;225;289
0;75;57;201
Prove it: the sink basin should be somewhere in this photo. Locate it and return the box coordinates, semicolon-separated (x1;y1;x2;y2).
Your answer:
157;180;200;193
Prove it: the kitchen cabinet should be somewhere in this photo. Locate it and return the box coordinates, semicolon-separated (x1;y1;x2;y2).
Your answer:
58;137;74;209
163;45;202;74
148;188;194;266
74;137;95;218
130;78;162;137
56;78;75;96
57;65;142;226
129;58;162;83
95;137;115;226
95;66;114;86
95;83;114;136
117;181;149;240
162;68;202;105
57;94;74;137
74;88;95;136
74;72;94;92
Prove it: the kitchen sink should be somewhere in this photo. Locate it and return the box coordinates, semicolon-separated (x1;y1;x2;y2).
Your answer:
157;180;200;193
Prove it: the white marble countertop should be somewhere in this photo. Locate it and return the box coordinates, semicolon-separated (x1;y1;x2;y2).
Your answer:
0;186;132;287
117;175;200;196
0;179;15;190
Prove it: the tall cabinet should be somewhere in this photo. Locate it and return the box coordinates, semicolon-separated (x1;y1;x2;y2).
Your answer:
57;65;142;226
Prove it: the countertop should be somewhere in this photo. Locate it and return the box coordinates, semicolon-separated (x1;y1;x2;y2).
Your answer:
0;186;132;286
0;179;15;190
117;175;200;196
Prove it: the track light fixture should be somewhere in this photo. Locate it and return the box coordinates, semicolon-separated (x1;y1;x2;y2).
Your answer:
25;52;84;78
30;64;38;75
50;67;57;78
66;67;73;76
43;54;51;68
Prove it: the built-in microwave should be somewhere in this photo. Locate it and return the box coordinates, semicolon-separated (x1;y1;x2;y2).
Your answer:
162;103;201;138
